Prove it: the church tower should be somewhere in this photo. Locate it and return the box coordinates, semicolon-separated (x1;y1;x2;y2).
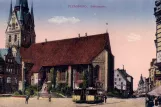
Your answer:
5;0;36;51
154;0;161;64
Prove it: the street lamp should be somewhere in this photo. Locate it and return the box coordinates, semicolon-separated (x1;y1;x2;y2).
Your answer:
23;80;26;95
37;78;41;100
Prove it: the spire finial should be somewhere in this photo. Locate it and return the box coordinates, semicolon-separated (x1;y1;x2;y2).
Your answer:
106;23;108;33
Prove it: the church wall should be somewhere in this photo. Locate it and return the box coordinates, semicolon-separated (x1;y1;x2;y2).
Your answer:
92;50;106;91
92;50;114;92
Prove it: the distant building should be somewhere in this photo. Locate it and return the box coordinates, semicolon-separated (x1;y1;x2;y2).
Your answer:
137;74;149;95
114;68;133;96
149;58;161;91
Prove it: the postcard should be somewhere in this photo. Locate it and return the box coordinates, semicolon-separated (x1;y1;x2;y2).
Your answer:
0;0;159;107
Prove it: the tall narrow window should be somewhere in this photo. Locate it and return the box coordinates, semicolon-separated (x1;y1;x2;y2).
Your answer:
9;35;11;42
14;35;17;42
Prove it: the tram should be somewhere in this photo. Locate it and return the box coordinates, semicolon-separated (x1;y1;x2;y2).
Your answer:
85;87;104;103
72;88;86;103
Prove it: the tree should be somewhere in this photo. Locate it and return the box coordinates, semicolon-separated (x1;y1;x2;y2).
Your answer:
82;70;88;89
50;68;56;89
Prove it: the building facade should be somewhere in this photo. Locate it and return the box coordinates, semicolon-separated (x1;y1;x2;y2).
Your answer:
154;0;161;68
20;33;115;92
5;0;36;50
114;68;133;96
149;58;161;91
0;48;21;94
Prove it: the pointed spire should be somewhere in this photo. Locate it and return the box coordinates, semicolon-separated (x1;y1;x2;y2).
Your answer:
22;0;29;9
15;0;21;7
8;0;12;24
31;1;35;27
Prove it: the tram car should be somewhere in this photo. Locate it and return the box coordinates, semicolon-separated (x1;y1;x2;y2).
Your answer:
85;87;104;103
72;88;86;103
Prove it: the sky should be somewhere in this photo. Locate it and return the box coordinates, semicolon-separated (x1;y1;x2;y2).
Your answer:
0;0;156;90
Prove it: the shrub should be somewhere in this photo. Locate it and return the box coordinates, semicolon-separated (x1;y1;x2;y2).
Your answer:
25;85;38;96
13;91;20;95
18;90;23;95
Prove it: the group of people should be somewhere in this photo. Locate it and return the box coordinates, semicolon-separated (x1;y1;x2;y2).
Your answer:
146;95;161;107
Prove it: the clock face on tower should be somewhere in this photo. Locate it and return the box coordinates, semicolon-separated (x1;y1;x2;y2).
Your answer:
157;52;161;63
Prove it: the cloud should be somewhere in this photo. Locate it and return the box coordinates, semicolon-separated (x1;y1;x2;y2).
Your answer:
127;33;141;42
48;16;80;24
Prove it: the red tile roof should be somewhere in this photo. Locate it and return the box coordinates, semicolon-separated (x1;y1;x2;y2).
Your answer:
20;33;112;72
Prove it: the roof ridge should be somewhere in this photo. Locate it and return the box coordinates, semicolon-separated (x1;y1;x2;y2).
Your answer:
35;33;108;45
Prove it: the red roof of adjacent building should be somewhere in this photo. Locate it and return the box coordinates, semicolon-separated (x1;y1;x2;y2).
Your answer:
20;33;112;72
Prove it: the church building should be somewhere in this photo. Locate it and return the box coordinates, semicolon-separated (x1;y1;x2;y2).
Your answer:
2;0;115;93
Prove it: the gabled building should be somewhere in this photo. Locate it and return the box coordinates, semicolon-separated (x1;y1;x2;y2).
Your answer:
114;68;133;96
5;0;36;52
20;33;115;92
0;48;21;94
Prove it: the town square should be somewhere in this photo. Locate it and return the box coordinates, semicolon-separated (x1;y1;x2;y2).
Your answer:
0;97;145;107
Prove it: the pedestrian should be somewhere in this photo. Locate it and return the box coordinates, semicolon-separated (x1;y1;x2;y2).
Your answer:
25;95;30;104
145;95;149;107
104;95;107;103
158;96;161;107
154;96;158;107
48;94;51;102
37;93;40;100
148;96;154;107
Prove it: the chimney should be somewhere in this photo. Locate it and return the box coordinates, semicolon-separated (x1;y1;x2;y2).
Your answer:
123;65;124;70
78;34;80;38
45;38;47;43
85;32;87;37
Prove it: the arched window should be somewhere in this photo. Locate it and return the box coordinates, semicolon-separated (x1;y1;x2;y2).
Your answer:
9;35;11;42
14;35;17;42
7;77;11;83
94;65;100;81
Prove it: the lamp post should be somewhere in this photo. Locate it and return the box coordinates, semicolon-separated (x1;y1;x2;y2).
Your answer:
37;78;41;100
23;80;26;95
23;67;26;95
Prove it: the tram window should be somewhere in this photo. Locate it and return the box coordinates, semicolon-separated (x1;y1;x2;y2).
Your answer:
74;90;81;95
87;90;97;95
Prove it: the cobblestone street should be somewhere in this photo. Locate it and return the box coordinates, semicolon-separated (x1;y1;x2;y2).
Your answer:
0;97;145;107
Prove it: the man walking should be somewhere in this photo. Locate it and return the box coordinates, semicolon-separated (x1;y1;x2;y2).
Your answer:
104;95;107;103
48;94;51;102
25;95;30;104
